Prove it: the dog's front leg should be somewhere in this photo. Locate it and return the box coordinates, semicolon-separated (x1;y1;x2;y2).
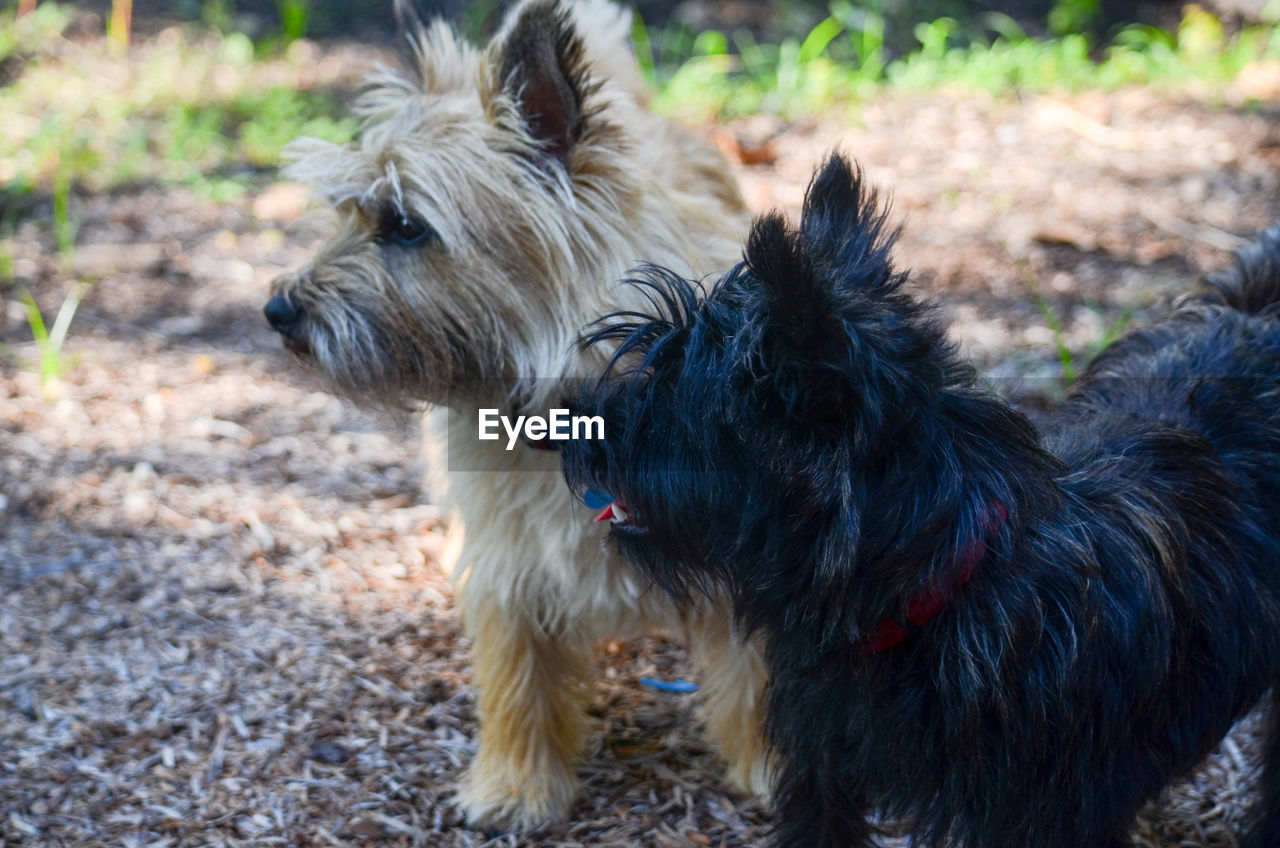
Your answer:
458;595;592;830
684;600;774;798
774;765;877;848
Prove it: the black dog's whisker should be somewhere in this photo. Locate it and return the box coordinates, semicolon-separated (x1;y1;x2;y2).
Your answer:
584;268;710;386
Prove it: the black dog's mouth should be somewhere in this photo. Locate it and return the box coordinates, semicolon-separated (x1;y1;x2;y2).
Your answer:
593;499;649;535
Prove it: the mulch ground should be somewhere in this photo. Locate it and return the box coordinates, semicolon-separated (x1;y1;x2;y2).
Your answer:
4;41;1280;847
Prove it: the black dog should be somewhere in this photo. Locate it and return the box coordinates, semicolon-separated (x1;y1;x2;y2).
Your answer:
561;154;1280;848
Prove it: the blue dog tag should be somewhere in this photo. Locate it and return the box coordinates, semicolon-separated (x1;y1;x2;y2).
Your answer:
584;488;613;510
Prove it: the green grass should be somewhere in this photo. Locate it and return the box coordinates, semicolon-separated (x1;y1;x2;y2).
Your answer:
0;4;356;390
1033;297;1136;388
1087;307;1137;362
0;10;358;206
1048;0;1101;37
276;0;310;44
647;4;1280;121
0;1;72;64
2;1;1276;217
18;282;88;395
6;2;1273;197
894;6;1280;92
51;161;76;257
1034;297;1081;385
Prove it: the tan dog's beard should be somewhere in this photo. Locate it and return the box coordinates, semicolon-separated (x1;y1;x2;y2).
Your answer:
272;260;542;408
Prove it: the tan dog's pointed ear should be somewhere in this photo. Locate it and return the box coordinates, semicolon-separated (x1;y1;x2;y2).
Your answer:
492;0;589;164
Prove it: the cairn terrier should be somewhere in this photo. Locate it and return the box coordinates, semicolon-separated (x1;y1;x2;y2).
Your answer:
263;0;766;829
562;153;1280;847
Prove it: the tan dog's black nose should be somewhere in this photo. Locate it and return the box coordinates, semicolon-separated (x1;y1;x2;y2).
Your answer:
264;295;302;335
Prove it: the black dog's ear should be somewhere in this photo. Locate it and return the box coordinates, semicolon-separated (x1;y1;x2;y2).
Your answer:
746;211;838;341
799;153;899;295
742;210;852;431
745;154;897;347
494;0;589;164
740;158;908;438
741;157;935;447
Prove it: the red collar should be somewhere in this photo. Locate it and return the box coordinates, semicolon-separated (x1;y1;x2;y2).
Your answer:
525;436;559;452
860;504;1006;655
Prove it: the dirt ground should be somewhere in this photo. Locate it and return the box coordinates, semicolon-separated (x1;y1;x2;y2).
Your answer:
4;38;1280;848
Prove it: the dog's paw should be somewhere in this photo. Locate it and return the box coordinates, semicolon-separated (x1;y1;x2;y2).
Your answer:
458;760;579;831
723;749;774;801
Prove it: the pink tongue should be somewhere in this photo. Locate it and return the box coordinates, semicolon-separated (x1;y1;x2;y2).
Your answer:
593;503;616;523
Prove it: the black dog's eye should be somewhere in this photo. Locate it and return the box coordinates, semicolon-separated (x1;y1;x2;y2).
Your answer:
378;211;434;247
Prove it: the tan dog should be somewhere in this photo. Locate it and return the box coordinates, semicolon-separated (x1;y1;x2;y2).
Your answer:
265;0;766;829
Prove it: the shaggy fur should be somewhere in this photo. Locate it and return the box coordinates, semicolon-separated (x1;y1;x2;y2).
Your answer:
562;153;1280;847
264;0;767;829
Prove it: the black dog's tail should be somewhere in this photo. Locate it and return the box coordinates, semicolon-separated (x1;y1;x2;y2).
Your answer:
1201;223;1280;316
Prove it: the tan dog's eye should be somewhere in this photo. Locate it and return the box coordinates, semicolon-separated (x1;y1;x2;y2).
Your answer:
379;211;434;247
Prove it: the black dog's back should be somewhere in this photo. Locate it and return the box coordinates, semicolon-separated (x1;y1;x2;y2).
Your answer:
1054;224;1280;491
1078;223;1280;381
1204;224;1280;316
